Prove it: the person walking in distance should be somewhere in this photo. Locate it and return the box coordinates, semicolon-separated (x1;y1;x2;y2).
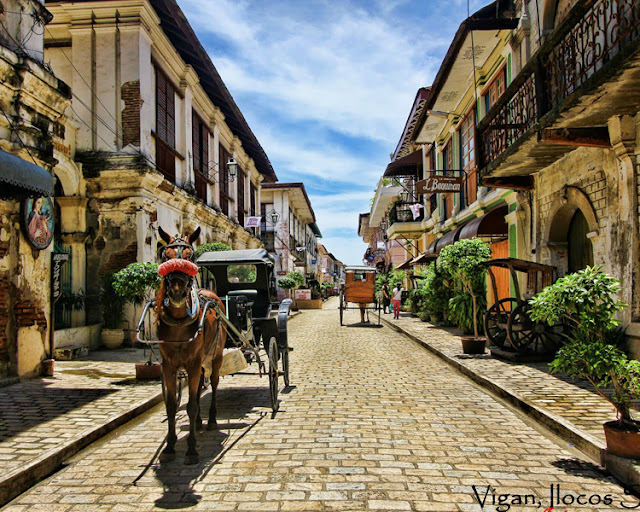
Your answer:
382;281;391;314
392;283;403;320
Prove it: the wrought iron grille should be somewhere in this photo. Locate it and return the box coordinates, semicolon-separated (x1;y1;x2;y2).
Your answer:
481;73;537;167
546;0;639;108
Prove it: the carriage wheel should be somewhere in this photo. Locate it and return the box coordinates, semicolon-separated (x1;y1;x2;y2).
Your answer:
268;337;279;412
282;344;290;387
507;303;564;354
483;298;518;349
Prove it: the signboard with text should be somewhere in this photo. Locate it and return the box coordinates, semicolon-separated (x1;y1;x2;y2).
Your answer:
51;252;70;303
417;174;464;194
294;289;312;300
244;216;261;228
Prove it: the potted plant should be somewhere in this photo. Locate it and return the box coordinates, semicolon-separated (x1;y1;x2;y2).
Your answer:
422;262;451;324
439;239;491;354
100;272;127;349
528;266;638;456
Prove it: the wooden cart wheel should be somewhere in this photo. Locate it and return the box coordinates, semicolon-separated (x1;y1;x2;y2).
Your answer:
268;337;279;412
282;343;290;387
507;303;564;354
483;298;518;349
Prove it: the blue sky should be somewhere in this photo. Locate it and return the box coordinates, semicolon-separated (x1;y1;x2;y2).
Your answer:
181;0;489;265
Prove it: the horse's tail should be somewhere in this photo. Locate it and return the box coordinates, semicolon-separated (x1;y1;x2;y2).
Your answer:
155;280;166;325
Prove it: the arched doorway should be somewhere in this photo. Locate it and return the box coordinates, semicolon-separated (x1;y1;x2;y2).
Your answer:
544;186;599;276
567;209;594;273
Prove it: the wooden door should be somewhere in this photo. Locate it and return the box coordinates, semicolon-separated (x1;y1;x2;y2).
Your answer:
488;240;510;305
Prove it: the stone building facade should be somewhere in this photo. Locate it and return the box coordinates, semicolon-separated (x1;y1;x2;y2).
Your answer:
0;0;75;377
43;0;276;326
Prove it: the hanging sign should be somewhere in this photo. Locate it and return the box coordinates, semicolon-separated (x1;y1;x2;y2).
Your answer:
417;175;464;194
51;252;70;303
376;241;385;249
22;196;55;250
244;216;261;228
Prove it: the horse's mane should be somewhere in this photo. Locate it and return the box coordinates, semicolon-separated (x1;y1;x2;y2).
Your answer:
155;280;166;324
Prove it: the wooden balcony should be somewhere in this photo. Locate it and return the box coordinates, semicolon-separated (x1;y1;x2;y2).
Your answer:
478;0;640;185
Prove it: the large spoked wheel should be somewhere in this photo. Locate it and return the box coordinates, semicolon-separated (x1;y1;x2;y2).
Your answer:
281;342;290;387
484;298;518;349
339;292;344;326
268;337;279;412
507;303;564;355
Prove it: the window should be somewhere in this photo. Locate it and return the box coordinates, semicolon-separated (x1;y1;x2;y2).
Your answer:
227;264;257;283
483;67;506;113
460;109;476;206
219;144;231;217
156;68;176;181
250;182;257;216
442;139;454;220
192;111;210;202
237;166;246;227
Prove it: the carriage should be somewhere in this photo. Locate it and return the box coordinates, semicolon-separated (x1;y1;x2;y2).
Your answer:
338;266;381;326
136;248;291;413
483;257;566;355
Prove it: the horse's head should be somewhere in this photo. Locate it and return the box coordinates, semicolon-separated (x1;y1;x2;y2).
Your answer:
157;226;201;308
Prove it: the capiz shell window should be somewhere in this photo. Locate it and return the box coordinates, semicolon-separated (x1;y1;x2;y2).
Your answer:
227;264;257;283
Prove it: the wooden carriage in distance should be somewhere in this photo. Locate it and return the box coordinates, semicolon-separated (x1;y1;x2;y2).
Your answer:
339;266;381;327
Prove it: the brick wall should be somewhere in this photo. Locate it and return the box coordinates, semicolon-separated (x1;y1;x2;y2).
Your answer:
121;80;141;147
14;300;47;333
0;274;10;357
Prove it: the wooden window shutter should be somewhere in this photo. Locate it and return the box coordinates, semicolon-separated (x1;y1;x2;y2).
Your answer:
156;69;167;141
192;111;201;173
166;82;175;149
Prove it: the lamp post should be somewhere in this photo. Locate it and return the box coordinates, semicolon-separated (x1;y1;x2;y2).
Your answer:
226;157;238;181
268;209;280;225
400;190;409;203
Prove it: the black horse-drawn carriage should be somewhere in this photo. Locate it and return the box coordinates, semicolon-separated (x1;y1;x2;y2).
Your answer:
196;249;292;404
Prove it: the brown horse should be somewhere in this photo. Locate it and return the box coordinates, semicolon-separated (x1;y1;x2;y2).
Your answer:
156;226;226;465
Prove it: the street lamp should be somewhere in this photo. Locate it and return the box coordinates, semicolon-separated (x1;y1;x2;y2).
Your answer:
206;157;240;183
227;157;238;181
400;190;409;203
266;209;280;225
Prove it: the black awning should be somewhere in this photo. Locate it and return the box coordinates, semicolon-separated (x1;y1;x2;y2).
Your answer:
436;225;464;253
0;149;53;198
383;149;422;177
459;205;508;241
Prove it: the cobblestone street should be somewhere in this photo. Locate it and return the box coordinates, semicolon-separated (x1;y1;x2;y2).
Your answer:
1;300;636;512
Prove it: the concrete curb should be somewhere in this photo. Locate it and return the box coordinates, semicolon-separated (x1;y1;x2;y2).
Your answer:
382;317;640;490
0;391;163;507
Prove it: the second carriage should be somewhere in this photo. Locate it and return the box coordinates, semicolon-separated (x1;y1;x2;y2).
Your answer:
338;266;381;326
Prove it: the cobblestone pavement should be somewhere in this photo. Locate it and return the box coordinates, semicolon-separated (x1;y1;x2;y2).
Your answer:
2;301;637;512
0;348;162;503
384;312;616;446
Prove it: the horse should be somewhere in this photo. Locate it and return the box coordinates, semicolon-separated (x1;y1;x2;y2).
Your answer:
155;226;226;465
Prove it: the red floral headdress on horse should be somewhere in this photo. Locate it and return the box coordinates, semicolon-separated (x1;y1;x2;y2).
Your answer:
158;259;199;277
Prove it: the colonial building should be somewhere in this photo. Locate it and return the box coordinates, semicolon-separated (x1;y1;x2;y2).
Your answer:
0;0;76;377
358;209;405;272
372;0;640;352
260;183;321;298
317;243;344;293
473;0;640;351
44;0;276;328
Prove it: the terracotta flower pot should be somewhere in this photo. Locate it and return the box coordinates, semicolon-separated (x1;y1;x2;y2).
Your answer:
101;328;124;349
461;336;486;355
41;359;54;376
603;420;640;458
136;361;162;379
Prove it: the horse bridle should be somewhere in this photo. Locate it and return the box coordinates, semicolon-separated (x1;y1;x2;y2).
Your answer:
158;236;196;262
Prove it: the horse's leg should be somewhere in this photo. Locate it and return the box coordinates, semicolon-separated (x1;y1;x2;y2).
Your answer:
207;363;220;431
195;369;204;430
160;364;178;461
184;364;202;465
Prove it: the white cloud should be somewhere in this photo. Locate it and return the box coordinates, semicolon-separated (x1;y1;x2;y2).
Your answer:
184;0;445;144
